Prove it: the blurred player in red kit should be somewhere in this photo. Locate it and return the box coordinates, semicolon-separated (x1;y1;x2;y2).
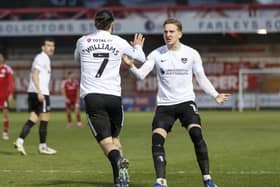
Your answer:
61;71;84;128
0;50;14;140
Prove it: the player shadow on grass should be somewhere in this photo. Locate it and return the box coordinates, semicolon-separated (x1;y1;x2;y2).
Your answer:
36;180;111;186
36;180;141;187
0;150;14;155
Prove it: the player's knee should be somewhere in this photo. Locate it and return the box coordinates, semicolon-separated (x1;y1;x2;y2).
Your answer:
3;116;9;122
3;109;9;118
153;128;167;138
100;137;118;155
40;113;49;121
189;126;203;145
100;137;112;145
29;113;38;123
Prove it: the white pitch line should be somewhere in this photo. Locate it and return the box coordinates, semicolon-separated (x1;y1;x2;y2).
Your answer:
2;170;11;172
225;170;280;175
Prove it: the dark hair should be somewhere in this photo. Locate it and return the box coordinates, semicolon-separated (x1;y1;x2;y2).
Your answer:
94;10;114;30
163;18;182;32
41;37;55;46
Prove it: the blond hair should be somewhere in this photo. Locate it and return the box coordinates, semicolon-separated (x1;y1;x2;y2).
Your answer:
163;18;182;31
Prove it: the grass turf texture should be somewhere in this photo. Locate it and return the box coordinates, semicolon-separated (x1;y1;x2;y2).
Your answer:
0;111;279;187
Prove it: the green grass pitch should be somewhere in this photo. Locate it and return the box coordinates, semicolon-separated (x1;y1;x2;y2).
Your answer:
0;111;279;187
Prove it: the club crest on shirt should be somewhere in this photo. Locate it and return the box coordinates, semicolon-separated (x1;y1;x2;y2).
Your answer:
181;58;188;64
87;38;92;42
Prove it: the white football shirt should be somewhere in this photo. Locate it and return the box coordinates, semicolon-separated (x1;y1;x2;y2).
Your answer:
130;43;219;106
27;52;51;95
75;30;146;97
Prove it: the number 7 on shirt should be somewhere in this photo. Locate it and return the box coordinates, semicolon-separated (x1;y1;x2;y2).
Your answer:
93;53;109;78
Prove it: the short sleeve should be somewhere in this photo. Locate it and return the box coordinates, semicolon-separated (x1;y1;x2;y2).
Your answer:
32;55;45;71
74;37;83;61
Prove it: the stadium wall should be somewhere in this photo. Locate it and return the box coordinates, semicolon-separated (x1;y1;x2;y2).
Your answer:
1;5;280;111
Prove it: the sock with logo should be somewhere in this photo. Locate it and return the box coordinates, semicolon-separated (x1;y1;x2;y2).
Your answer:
152;133;166;179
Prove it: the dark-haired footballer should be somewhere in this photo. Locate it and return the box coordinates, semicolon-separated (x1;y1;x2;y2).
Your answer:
74;10;146;187
14;38;57;156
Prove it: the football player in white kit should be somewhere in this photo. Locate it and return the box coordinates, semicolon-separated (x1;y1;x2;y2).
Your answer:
123;18;230;187
14;38;57;156
74;10;145;187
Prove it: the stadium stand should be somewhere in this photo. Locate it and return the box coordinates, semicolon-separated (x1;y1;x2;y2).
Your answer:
1;1;280;110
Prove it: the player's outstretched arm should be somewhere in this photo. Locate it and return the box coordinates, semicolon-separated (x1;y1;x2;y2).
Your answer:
215;93;231;104
122;55;154;80
122;55;135;68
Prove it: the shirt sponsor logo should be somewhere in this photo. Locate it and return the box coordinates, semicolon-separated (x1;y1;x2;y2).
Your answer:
162;69;189;75
160;67;189;75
